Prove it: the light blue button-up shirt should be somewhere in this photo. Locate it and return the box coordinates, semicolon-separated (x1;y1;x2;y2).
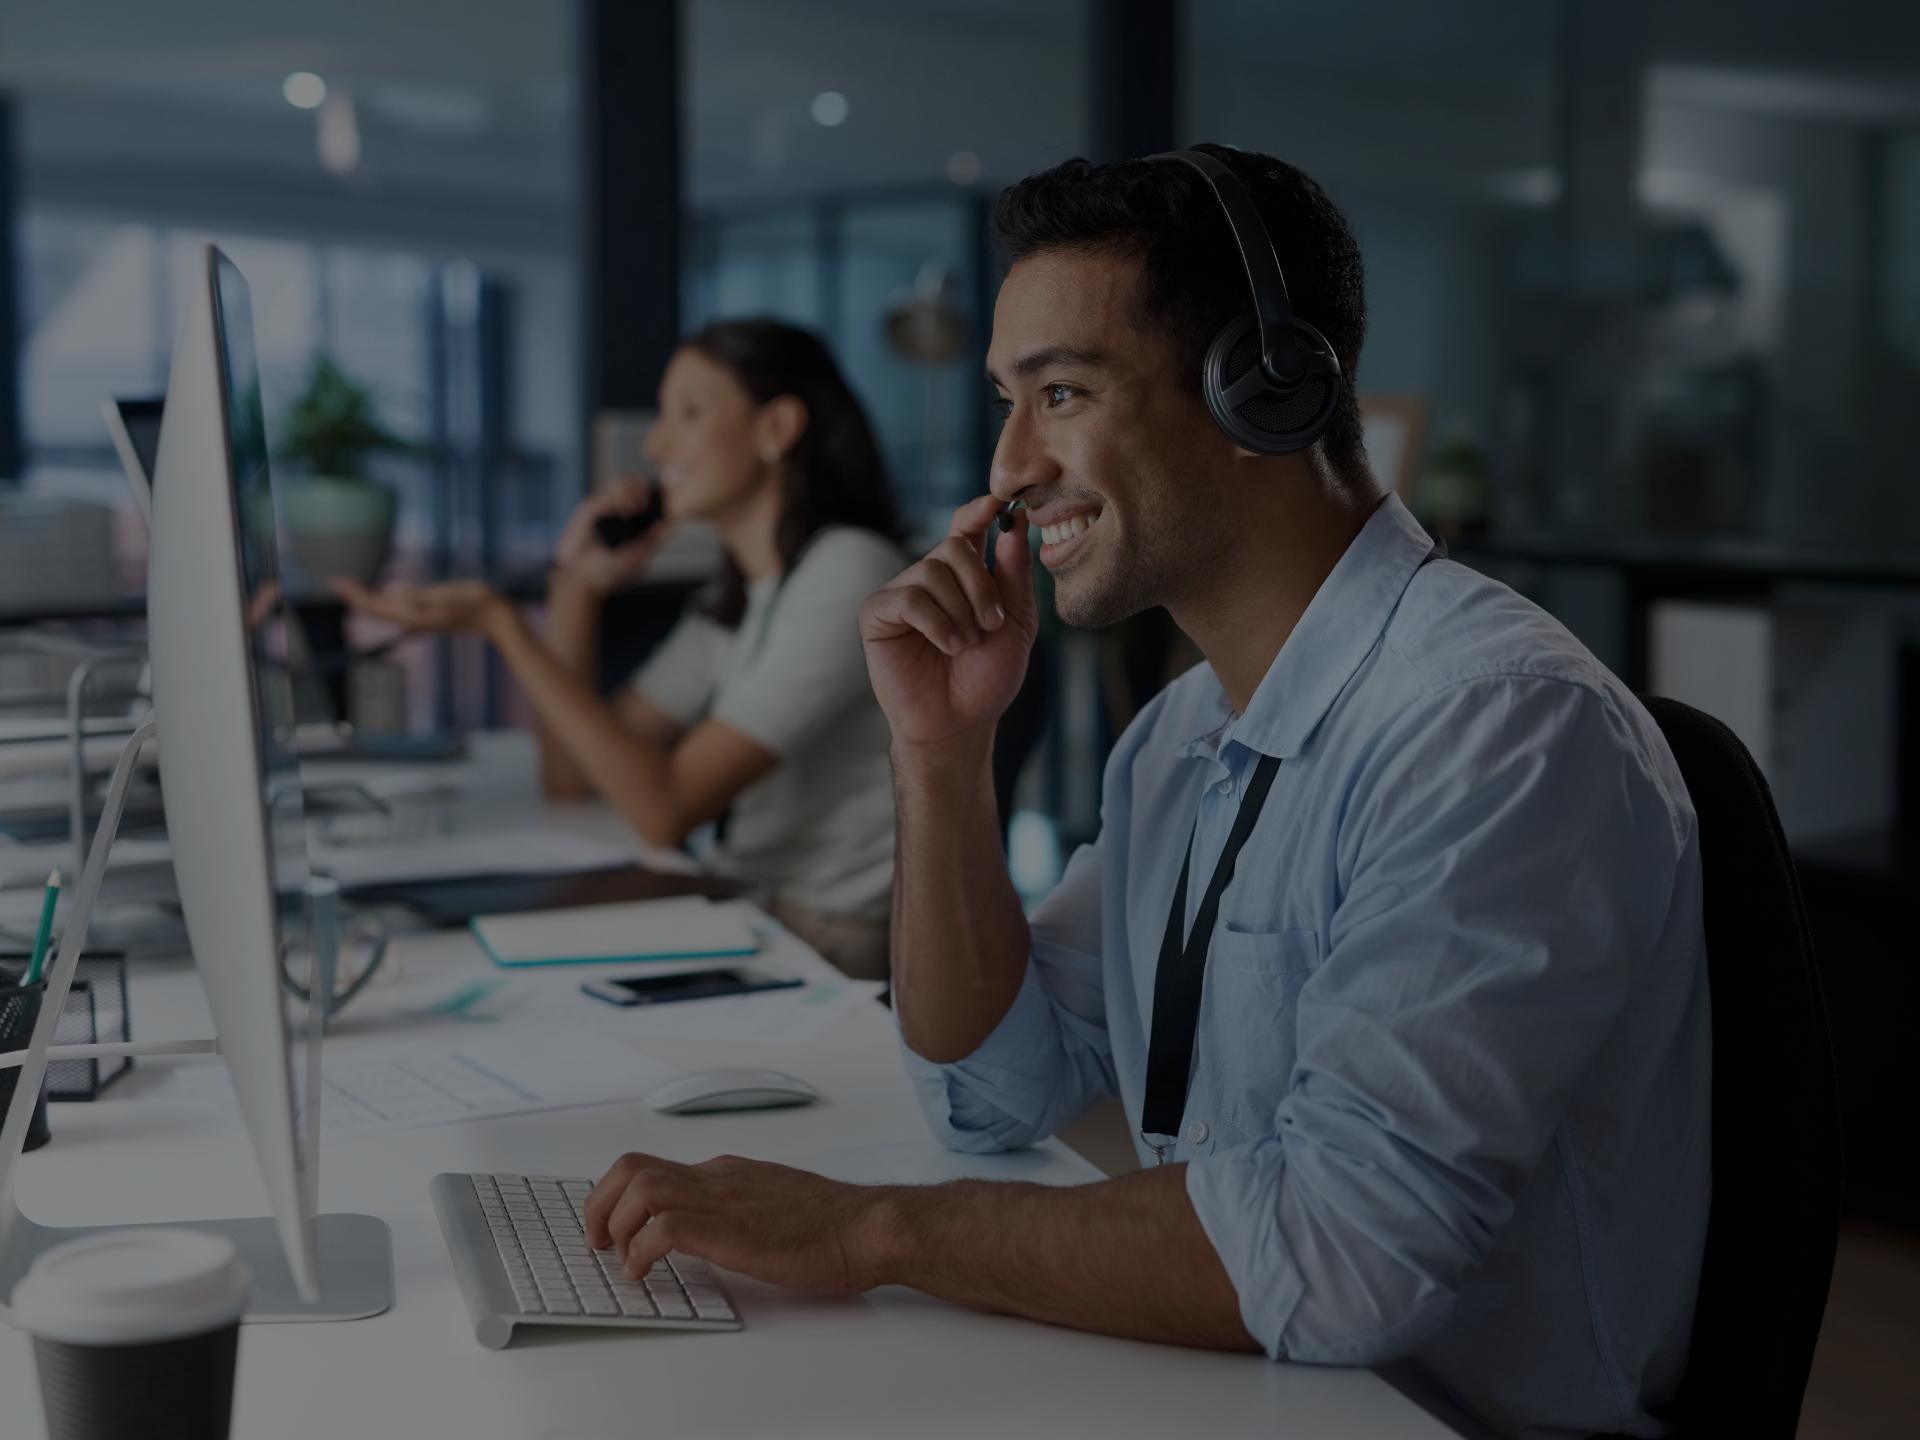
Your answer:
903;496;1710;1440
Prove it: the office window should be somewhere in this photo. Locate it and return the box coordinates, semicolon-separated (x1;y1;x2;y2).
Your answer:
1185;0;1920;552
687;212;830;332
1184;0;1558;531
685;0;1089;537
19;215;165;454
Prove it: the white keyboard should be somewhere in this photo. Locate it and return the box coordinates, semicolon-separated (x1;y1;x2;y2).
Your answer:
431;1172;742;1349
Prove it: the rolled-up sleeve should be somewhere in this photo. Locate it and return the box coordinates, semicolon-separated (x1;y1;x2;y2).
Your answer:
1185;676;1692;1364
901;837;1117;1152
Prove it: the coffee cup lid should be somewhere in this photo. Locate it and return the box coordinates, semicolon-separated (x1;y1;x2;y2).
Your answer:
10;1228;251;1345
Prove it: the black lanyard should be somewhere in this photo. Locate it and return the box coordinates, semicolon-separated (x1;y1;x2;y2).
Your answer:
1140;752;1282;1162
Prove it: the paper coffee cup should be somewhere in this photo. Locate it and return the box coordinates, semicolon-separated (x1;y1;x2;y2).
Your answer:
12;1228;251;1440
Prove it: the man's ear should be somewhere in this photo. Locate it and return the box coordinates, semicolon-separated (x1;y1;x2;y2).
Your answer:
755;395;810;464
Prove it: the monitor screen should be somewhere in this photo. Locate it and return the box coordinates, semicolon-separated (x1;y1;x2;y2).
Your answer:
211;253;321;1178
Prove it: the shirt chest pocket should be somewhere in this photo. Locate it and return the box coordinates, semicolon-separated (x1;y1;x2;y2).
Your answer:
1197;926;1321;1148
1210;925;1321;975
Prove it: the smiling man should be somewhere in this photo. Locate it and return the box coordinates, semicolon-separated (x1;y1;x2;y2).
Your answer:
586;146;1711;1440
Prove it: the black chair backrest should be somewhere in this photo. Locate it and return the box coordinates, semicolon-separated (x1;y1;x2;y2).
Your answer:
1641;695;1842;1439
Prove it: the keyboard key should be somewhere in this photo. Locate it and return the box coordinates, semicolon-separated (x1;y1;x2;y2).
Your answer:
583;1297;619;1316
694;1301;735;1321
545;1299;583;1316
654;1299;694;1319
616;1294;658;1318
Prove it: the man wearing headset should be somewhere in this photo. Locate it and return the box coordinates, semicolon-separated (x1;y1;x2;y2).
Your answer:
587;145;1709;1440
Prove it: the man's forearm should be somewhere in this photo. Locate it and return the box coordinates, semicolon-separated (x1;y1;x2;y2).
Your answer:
536;576;604;796
869;1163;1257;1352
890;737;1032;1063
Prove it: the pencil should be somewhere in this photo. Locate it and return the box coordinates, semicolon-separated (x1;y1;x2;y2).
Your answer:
22;869;60;987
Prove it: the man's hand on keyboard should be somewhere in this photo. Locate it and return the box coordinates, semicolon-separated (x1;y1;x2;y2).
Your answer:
584;1152;894;1295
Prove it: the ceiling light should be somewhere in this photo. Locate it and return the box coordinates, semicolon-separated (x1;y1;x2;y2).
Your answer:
810;91;849;128
283;71;328;110
317;94;361;177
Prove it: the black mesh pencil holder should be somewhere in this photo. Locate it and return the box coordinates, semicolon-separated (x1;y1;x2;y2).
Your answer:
0;949;130;1100
0;963;53;1152
57;954;131;1099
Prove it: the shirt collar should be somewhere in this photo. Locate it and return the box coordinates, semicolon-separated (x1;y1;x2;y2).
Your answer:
1188;494;1437;762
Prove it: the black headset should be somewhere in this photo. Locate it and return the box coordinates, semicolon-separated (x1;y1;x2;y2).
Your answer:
1144;149;1343;456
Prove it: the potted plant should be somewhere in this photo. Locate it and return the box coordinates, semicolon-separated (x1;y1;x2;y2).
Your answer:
271;357;411;593
1419;425;1491;542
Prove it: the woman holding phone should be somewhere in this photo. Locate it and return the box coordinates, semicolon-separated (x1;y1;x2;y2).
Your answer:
335;319;906;977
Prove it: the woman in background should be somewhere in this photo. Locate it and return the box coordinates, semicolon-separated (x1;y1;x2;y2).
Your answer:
336;319;906;977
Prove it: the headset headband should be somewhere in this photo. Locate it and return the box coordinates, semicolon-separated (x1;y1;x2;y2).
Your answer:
1145;149;1306;382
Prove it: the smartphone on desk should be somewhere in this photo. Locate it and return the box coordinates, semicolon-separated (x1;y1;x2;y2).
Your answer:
581;965;802;1008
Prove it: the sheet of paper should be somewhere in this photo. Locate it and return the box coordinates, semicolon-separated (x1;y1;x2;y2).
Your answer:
473;894;758;967
310;821;642;889
171;1025;676;1137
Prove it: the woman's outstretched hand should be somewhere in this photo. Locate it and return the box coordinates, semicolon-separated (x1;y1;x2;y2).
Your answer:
331;577;509;638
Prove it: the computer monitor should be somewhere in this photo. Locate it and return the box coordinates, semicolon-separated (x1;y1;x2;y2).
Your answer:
100;395;165;522
143;245;385;1314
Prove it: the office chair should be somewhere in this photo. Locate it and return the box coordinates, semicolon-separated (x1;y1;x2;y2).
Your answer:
1637;696;1842;1439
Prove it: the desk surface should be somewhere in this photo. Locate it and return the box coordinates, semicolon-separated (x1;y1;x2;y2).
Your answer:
0;734;1458;1439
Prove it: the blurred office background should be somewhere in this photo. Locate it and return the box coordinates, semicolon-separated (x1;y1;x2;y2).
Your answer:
1;4;1916;1431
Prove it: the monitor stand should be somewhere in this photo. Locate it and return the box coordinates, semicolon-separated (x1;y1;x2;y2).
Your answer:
0;1212;390;1324
0;716;392;1325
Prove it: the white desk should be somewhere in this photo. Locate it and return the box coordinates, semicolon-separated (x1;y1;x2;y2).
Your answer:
1;733;1459;1439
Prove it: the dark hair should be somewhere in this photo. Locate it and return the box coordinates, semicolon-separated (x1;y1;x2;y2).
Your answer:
682;318;903;627
990;143;1370;481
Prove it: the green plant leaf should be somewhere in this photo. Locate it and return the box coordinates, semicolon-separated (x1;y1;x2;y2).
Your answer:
274;356;413;482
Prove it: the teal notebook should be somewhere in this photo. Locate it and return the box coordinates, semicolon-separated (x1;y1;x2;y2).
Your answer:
470;896;759;969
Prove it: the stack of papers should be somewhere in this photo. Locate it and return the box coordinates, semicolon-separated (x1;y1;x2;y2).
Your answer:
471;895;760;968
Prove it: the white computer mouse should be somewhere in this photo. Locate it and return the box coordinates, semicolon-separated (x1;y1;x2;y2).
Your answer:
645;1068;819;1116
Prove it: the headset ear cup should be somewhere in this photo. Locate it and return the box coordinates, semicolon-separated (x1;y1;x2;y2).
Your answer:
1201;313;1343;456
